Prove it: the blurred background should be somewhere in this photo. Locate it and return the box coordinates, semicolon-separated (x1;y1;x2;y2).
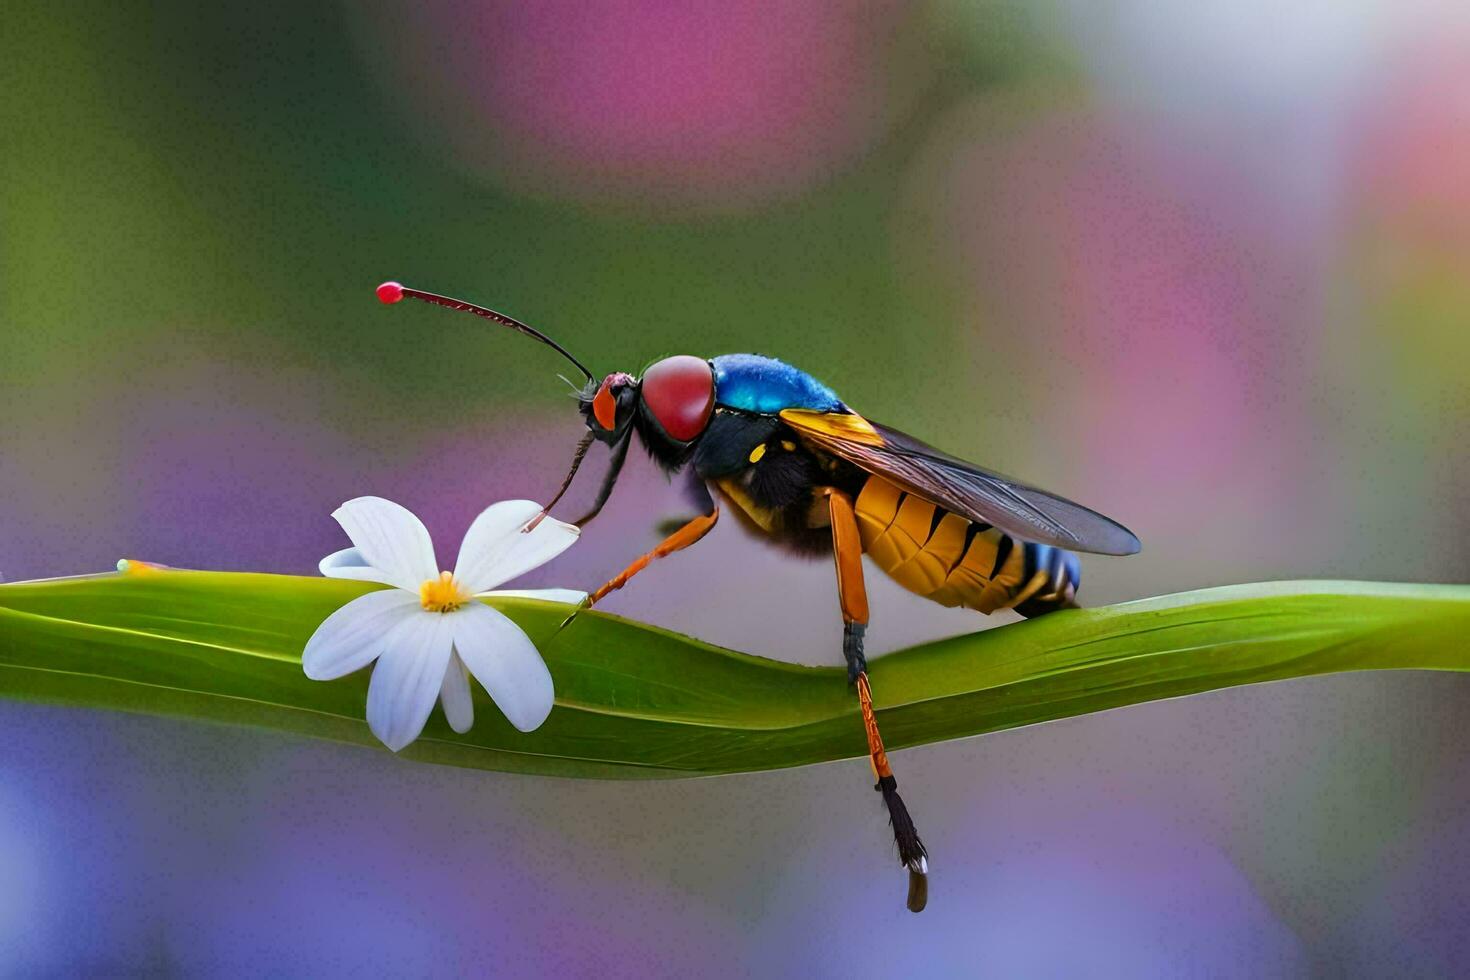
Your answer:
3;0;1469;974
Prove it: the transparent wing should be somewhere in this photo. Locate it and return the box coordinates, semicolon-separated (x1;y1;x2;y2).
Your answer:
780;409;1140;556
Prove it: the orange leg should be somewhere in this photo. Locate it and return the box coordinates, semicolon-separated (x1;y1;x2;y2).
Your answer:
826;487;869;630
826;487;928;912
855;673;893;781
825;489;885;770
587;506;719;605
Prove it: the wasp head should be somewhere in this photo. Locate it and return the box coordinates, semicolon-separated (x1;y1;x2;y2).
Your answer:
580;371;639;443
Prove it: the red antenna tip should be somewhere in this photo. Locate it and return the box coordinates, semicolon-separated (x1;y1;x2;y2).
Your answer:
376;281;405;304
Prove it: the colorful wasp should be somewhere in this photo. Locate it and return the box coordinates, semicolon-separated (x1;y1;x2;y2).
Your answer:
376;280;1141;912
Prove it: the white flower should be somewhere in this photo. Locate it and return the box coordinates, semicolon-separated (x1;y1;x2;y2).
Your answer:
302;496;583;751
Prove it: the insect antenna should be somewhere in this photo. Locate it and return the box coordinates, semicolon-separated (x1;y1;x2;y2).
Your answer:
376;280;595;382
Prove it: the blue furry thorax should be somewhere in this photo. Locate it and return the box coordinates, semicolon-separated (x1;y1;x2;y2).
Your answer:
710;354;845;414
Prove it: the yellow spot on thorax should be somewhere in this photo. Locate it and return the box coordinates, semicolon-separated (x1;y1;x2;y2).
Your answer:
420;570;469;612
748;443;767;464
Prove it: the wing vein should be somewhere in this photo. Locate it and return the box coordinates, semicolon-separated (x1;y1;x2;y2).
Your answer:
779;409;1139;556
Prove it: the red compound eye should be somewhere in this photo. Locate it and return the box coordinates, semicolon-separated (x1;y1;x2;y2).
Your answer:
640;355;714;442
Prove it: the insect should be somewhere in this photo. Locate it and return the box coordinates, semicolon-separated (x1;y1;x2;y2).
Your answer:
376;280;1141;912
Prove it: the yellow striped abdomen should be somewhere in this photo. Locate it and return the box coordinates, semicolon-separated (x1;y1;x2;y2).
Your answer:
853;477;1080;616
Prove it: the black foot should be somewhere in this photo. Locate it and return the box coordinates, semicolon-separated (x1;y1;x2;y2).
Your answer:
877;774;929;912
843;621;867;684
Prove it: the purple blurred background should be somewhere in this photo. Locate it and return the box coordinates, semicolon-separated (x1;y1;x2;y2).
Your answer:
2;0;1468;974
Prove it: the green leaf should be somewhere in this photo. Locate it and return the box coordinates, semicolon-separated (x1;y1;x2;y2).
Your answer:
0;572;1466;778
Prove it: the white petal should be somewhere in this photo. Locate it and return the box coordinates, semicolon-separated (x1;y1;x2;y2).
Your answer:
452;602;555;732
332;497;439;592
366;613;454;751
482;588;589;606
453;500;580;594
301;590;420;680
439;651;474;734
318;547;397;586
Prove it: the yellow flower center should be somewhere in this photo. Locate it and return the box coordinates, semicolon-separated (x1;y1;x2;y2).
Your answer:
419;570;469;613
